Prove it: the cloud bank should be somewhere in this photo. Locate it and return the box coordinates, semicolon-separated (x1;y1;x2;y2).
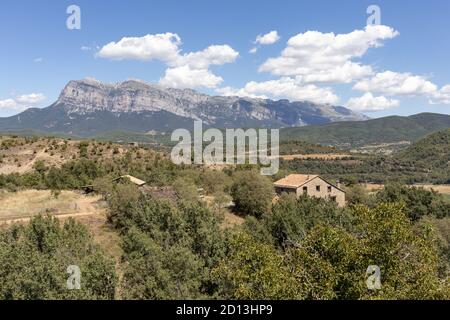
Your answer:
98;33;239;89
0;93;46;112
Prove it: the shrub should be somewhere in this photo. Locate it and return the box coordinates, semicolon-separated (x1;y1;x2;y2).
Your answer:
230;171;274;218
0;216;117;299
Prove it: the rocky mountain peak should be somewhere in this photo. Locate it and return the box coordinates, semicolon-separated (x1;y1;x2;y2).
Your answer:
0;78;369;136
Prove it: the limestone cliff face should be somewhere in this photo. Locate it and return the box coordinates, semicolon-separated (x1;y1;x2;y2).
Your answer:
58;78;203;117
0;78;368;136
56;78;367;126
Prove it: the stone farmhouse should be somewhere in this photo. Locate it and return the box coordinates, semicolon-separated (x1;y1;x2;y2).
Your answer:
274;174;346;207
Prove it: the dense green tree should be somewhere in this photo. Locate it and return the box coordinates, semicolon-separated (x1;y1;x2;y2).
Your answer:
344;184;376;206
226;203;449;300
419;217;450;277
284;203;448;300
201;170;232;195
116;194;226;299
376;183;450;220
106;183;141;227
284;224;364;299
231;171;274;218
212;231;303;299
0;216;117;300
261;193;353;249
353;203;448;299
121;227;204;299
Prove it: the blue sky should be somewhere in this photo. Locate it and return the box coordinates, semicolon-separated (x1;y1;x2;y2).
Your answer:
1;0;450;118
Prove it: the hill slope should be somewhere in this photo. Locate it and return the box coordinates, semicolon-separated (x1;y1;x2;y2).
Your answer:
280;113;450;147
395;128;450;172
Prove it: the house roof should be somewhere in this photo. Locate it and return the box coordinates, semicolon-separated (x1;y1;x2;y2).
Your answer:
274;174;318;188
274;174;346;193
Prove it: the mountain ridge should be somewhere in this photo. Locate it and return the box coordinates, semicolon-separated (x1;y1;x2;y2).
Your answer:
0;78;367;136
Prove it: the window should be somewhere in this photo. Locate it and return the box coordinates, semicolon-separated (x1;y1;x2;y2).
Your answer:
303;186;308;194
328;186;332;193
316;185;320;192
331;196;337;202
276;187;295;195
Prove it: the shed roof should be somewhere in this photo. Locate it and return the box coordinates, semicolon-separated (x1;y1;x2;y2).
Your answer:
120;175;147;186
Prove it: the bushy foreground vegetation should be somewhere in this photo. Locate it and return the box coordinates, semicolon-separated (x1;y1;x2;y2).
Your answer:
0;137;449;300
2;180;448;300
0;216;116;299
111;183;449;299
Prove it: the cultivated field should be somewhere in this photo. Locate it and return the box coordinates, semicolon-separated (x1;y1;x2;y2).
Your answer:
280;153;352;161
363;183;450;195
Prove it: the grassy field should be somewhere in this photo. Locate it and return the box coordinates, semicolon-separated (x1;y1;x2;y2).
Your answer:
0;190;104;221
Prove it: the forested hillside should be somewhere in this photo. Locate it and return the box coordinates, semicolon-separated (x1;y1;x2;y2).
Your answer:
280;113;450;147
395;129;450;181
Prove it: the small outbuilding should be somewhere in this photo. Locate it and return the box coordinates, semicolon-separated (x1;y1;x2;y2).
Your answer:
114;175;147;187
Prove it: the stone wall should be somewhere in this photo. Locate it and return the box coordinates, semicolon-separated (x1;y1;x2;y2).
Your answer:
296;177;346;207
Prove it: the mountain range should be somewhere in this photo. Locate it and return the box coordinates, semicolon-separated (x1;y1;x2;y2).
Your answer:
0;78;367;136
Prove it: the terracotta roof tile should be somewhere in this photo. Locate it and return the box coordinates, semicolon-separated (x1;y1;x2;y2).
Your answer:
274;174;318;188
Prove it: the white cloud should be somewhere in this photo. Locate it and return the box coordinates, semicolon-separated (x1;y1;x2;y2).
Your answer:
297;62;373;84
34;57;43;63
0;93;46;112
346;92;399;112
98;33;182;63
249;47;258;54
255;30;280;45
173;44;239;69
259;25;398;84
353;70;450;106
98;33;238;89
15;93;46;105
0;99;19;110
430;85;450;104
218;77;339;105
160;66;223;89
353;71;437;96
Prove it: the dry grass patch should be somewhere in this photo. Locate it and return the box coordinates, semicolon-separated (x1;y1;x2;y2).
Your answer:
221;211;245;229
0;189;104;221
414;184;450;194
